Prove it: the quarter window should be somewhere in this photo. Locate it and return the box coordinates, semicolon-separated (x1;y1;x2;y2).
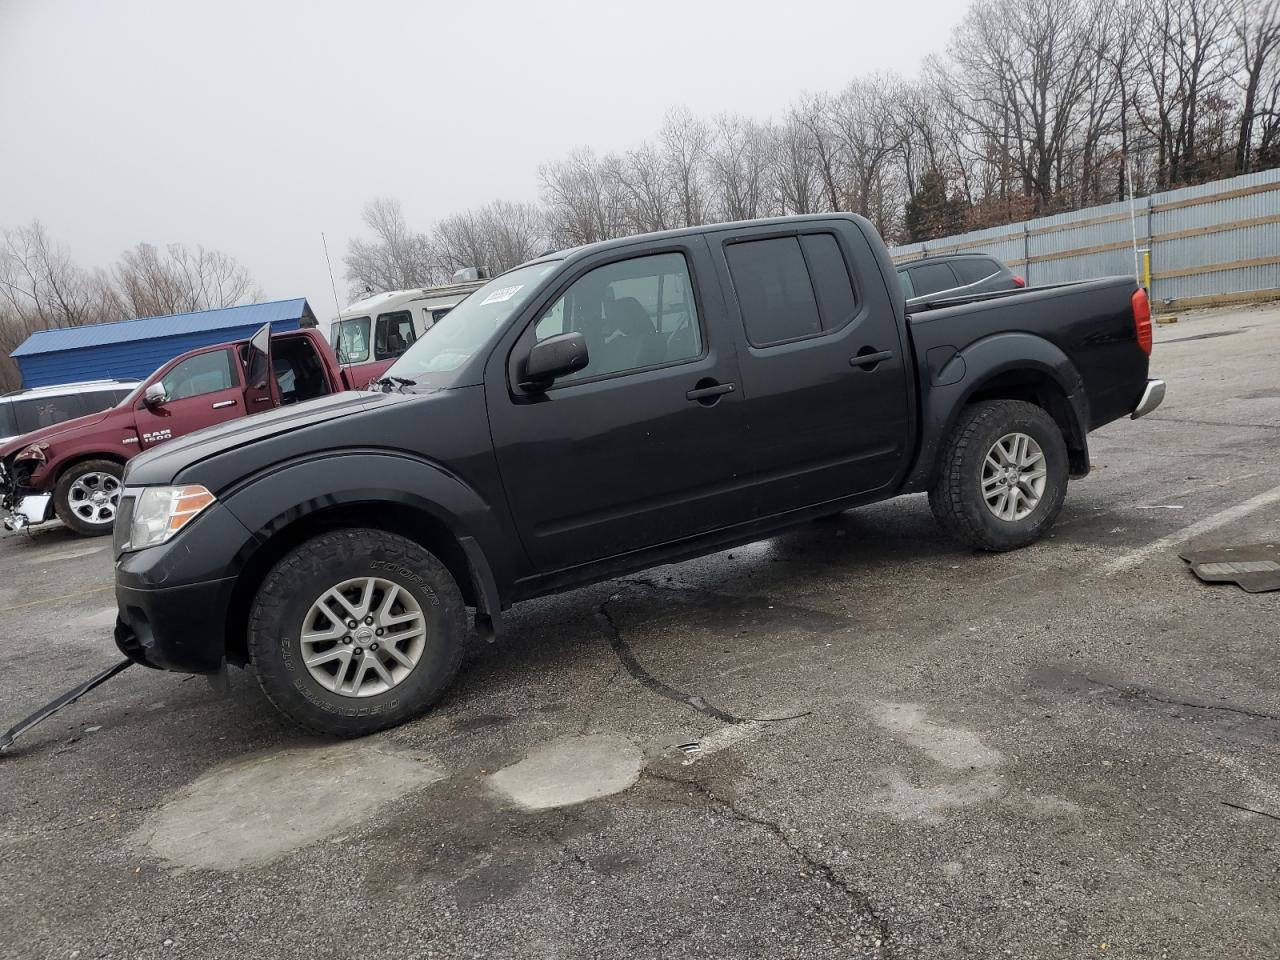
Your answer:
951;258;1000;285
801;233;858;331
533;252;703;383
160;349;237;400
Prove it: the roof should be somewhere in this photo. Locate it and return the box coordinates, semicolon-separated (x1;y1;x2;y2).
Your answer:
11;298;314;358
2;378;139;398
338;281;487;320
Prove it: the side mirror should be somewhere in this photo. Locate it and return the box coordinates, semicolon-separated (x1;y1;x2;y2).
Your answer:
143;383;168;407
519;333;589;392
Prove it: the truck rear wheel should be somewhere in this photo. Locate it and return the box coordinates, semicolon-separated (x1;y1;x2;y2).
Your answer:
54;459;124;536
247;528;467;737
929;399;1068;552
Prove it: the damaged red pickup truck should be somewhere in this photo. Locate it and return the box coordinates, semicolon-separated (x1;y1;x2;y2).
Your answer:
0;326;354;536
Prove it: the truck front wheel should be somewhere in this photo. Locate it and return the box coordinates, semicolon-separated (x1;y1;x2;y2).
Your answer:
54;459;125;536
247;528;467;737
929;399;1069;552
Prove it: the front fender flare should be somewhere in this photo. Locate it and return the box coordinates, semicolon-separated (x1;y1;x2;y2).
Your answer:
210;450;512;617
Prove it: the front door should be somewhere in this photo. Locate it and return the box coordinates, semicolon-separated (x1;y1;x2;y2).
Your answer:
488;240;752;573
134;347;244;449
712;222;912;515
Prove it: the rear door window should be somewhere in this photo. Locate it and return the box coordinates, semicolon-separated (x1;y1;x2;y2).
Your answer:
908;262;960;296
13;393;87;433
897;270;915;297
800;233;857;331
81;389;120;415
724;237;821;345
951;258;1000;285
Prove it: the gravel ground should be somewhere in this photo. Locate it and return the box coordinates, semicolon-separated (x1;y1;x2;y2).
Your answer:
1;301;1278;959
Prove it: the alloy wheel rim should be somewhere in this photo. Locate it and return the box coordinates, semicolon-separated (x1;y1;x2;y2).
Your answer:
68;472;121;526
299;576;427;698
982;432;1047;521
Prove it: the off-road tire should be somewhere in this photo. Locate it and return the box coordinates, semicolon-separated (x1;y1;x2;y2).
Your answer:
928;399;1069;552
53;459;124;537
247;528;467;737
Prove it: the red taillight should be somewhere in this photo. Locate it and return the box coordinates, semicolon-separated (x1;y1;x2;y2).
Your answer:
1012;275;1026;287
1132;288;1152;355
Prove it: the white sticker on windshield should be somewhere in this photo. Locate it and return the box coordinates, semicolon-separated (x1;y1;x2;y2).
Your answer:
481;284;523;305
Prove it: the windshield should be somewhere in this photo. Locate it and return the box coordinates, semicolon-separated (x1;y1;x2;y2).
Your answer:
386;262;560;385
333;317;372;364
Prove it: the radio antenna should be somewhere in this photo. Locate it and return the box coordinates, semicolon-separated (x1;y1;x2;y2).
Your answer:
321;232;343;320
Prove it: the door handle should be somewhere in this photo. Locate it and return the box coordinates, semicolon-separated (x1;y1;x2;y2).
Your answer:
212;399;238;409
850;349;894;371
252;396;272;404
686;381;735;403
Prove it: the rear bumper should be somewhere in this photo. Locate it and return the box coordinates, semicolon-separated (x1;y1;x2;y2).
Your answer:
114;576;237;674
1131;379;1166;419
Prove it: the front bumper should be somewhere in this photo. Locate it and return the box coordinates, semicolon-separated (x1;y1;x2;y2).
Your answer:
1131;379;1166;419
114;576;237;674
112;499;256;675
2;493;53;531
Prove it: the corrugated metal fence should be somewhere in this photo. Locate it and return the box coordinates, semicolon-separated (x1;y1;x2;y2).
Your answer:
889;167;1280;311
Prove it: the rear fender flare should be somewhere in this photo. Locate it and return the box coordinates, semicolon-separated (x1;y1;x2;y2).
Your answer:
907;332;1089;492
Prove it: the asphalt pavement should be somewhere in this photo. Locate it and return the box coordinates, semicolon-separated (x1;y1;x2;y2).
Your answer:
1;301;1278;959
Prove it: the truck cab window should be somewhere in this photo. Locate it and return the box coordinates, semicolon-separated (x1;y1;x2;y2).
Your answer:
13;394;85;433
160;349;237;400
533;252;703;383
334;317;371;364
374;311;416;360
725;236;821;345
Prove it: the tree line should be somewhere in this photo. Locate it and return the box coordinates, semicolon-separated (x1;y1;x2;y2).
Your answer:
346;0;1280;292
0;222;259;391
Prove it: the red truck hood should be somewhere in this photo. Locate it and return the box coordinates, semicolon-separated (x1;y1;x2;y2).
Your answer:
0;406;128;459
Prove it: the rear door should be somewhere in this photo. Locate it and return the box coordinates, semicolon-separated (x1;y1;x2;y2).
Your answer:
712;219;912;515
487;238;752;572
133;347;244;449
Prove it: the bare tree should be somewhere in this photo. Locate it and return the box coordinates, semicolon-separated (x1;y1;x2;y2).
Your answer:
433;200;546;275
539;148;631;247
343;197;439;296
1232;0;1280;171
706;114;775;222
112;242;259;318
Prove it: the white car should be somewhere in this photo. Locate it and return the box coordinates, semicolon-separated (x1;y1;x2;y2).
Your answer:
0;379;140;446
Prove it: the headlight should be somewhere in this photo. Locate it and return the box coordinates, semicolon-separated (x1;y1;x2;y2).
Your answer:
127;485;216;550
15;442;49;463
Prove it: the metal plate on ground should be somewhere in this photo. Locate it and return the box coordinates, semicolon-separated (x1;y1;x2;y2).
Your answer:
1180;543;1280;593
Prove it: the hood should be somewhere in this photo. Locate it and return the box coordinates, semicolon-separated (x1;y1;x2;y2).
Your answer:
0;407;120;459
124;390;401;486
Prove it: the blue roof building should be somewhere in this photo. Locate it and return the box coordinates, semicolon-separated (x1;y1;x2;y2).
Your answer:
11;298;316;388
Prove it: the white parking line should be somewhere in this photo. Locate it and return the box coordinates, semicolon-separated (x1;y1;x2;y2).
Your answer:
1103;481;1280;575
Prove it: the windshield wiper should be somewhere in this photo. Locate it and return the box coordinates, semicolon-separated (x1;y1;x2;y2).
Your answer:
370;375;416;393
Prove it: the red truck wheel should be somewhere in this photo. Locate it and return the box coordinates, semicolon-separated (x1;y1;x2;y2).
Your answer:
53;459;125;537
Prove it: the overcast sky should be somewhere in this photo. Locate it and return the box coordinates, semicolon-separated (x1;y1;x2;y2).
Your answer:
0;0;965;319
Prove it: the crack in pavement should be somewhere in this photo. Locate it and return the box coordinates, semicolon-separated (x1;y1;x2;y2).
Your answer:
643;767;892;955
595;598;746;724
1088;678;1280;724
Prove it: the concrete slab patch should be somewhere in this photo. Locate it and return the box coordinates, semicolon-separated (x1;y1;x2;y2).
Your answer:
134;740;445;870
870;702;1003;770
73;606;119;631
487;733;643;811
870;770;1004;823
23;543;108;565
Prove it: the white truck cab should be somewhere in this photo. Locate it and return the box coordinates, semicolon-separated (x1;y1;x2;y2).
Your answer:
327;273;489;386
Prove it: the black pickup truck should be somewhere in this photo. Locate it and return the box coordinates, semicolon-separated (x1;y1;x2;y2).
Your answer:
112;214;1163;736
